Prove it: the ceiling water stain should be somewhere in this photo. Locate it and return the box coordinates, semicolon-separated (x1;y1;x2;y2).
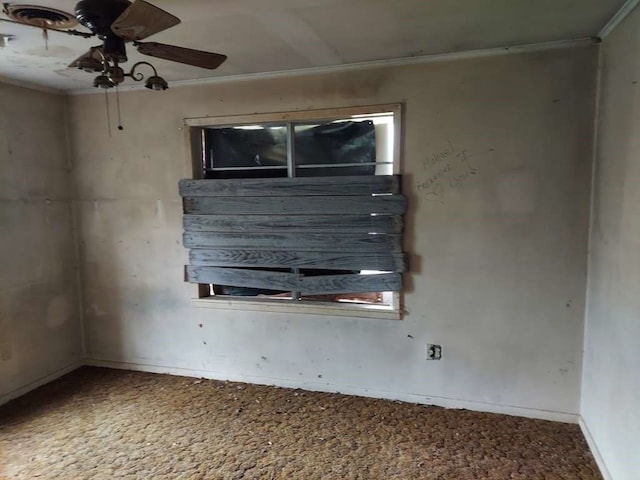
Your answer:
22;46;75;58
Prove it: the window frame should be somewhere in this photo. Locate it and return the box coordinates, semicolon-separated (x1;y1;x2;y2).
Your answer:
182;103;403;319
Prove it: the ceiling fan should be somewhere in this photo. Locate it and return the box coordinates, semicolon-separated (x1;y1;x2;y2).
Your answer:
1;0;228;90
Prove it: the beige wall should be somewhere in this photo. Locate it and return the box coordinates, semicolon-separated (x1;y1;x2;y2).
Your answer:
68;46;597;419
0;82;83;403
582;6;640;480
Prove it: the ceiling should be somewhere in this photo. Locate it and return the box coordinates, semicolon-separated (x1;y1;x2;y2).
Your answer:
0;0;628;92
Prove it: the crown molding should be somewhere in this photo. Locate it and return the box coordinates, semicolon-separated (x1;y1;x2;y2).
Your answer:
68;37;596;96
598;0;640;39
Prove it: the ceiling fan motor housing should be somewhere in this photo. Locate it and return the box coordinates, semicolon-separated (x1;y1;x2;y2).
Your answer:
74;0;130;36
75;0;130;62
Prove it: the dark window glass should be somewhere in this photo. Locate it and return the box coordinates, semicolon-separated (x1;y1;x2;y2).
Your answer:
205;126;287;179
294;120;376;176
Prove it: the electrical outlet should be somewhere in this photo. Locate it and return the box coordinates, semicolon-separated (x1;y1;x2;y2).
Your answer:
426;344;442;360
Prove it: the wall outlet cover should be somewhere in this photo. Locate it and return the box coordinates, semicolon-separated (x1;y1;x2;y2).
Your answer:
426;344;442;360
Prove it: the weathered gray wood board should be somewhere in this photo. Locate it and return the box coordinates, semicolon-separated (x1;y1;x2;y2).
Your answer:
183;232;402;252
185;266;402;295
189;249;408;272
179;175;406;293
183;214;403;233
179;175;400;197
183;195;405;215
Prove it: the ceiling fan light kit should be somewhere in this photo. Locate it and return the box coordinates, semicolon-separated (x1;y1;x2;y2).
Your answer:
145;73;168;91
1;0;227;90
92;72;113;88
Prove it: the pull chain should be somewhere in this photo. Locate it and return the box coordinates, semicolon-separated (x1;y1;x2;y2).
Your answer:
115;84;124;130
104;88;112;137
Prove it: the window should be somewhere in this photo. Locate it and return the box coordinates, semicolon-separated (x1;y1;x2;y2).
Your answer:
181;104;405;318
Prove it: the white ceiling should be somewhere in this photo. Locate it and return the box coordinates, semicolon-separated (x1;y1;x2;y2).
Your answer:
0;0;628;91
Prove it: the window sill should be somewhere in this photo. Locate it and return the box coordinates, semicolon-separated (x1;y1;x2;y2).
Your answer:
190;297;401;320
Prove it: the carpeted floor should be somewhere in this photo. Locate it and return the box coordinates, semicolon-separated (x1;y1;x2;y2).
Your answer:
0;367;602;479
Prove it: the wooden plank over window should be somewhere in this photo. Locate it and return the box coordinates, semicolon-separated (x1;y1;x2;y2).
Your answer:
183;232;402;253
183;214;403;234
185;267;402;296
179;175;406;294
183;195;405;216
179;175;399;197
189;249;408;272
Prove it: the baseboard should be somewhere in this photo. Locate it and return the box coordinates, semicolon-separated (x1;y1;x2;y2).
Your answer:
86;358;579;424
579;417;614;480
0;359;85;407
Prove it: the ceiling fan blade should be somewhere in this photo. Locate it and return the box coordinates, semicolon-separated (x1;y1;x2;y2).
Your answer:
136;42;227;70
68;46;104;70
111;0;180;41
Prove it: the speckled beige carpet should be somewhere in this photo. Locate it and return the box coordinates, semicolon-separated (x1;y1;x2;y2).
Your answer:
0;367;601;479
